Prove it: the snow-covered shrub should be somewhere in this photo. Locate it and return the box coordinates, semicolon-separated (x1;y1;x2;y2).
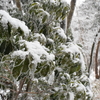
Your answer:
0;0;93;100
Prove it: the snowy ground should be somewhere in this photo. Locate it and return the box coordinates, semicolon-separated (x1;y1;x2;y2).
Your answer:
92;79;100;100
90;70;100;100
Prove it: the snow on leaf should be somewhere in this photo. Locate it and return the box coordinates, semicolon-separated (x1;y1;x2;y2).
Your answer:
61;0;69;7
60;43;86;72
50;0;56;4
69;92;74;100
54;27;67;39
12;41;55;65
76;83;86;92
25;41;55;61
0;10;30;36
48;71;54;85
12;50;29;59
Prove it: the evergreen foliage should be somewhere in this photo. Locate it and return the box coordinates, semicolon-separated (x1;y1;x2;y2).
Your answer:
0;0;92;100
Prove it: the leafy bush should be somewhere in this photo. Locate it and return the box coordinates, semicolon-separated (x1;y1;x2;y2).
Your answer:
0;0;92;100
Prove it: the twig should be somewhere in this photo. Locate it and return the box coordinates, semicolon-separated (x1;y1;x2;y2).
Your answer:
0;75;12;83
14;77;26;100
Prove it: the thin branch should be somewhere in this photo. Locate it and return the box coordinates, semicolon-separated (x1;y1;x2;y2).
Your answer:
0;75;14;84
15;77;26;100
3;66;12;74
9;88;17;93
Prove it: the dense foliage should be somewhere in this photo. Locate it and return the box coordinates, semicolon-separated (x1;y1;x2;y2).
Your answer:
0;0;92;100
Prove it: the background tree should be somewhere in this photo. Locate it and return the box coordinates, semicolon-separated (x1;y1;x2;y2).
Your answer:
67;0;76;30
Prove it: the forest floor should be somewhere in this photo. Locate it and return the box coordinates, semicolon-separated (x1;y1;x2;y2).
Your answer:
92;79;100;100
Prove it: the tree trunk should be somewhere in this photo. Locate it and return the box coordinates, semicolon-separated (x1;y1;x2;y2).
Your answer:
67;0;76;30
88;34;98;75
95;41;100;79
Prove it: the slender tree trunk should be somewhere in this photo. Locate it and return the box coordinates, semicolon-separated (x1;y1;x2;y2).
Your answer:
67;0;76;30
95;41;100;79
88;42;95;74
88;34;98;75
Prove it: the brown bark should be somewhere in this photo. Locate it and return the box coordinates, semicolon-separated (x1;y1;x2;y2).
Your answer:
15;0;22;11
88;34;98;75
67;0;76;30
95;41;100;79
88;42;95;74
15;77;26;100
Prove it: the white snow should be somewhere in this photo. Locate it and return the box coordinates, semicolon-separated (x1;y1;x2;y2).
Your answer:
25;41;55;62
0;10;30;36
50;0;56;4
48;71;55;85
69;92;74;100
60;43;86;72
65;0;86;6
55;27;67;39
76;83;86;92
47;38;54;43
61;0;69;7
12;50;29;59
54;87;61;91
89;69;95;82
34;33;46;42
61;43;80;53
12;40;55;64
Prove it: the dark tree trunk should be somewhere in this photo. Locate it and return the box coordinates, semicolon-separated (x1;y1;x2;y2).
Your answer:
88;34;98;75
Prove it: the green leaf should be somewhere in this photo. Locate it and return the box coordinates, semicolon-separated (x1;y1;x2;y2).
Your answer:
12;64;22;79
42;15;47;23
0;40;13;55
13;57;24;78
22;56;29;73
15;57;23;66
50;92;59;100
35;64;41;73
5;41;13;54
17;27;24;36
31;2;40;7
40;65;50;77
35;61;46;73
69;63;81;74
